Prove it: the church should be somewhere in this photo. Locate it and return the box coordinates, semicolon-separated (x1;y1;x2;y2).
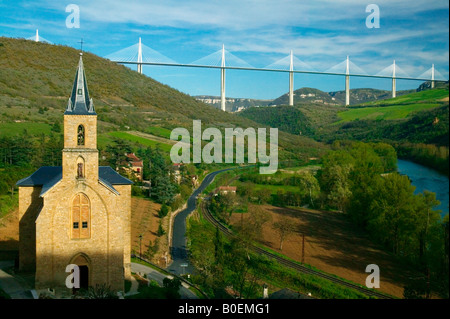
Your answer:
16;53;133;295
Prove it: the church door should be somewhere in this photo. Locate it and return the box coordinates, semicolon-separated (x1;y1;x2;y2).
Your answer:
79;265;89;290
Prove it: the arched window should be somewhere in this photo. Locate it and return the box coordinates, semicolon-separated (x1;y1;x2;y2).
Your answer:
76;156;85;179
72;193;90;239
77;125;85;146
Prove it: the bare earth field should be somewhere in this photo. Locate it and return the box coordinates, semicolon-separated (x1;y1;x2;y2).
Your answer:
0;207;19;249
130;197;165;264
230;204;423;298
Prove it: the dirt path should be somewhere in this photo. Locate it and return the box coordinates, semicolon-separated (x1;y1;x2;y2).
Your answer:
230;204;423;298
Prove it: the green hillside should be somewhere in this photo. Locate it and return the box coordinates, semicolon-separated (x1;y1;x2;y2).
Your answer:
337;102;442;122
239;86;449;174
0;37;326;162
270;87;416;106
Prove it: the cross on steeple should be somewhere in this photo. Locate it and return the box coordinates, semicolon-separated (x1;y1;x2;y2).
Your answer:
78;38;84;53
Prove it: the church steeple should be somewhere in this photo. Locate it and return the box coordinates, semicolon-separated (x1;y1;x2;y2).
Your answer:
65;53;96;115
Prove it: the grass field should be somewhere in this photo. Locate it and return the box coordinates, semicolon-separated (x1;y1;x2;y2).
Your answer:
145;126;172;139
230;179;301;194
105;131;173;154
337;103;441;122
357;88;449;106
0;122;52;137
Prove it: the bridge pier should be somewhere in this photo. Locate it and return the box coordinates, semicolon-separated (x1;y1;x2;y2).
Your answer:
137;37;143;74
345;56;350;106
221;45;226;111
289;50;294;106
431;64;435;89
221;67;226;111
391;60;396;98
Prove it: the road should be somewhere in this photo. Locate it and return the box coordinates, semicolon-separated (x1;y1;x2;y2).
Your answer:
167;167;235;276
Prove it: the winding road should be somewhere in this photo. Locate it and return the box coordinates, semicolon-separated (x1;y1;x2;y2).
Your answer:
167;166;392;299
167;167;235;276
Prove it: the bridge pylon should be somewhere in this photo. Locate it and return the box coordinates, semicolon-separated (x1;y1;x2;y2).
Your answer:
431;64;435;89
345;56;350;106
392;60;396;98
289;50;294;106
221;44;226;112
137;37;143;74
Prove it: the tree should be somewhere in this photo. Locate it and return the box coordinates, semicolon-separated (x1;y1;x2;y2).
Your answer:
158;204;169;218
235;205;272;246
152;175;177;204
273;217;297;251
255;188;272;204
371;142;397;172
225;239;258;299
320;164;352;212
163;277;181;299
414;191;441;261
157;221;165;236
298;172;320;207
367;173;417;254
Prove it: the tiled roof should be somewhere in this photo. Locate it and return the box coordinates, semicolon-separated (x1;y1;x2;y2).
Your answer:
16;166;132;196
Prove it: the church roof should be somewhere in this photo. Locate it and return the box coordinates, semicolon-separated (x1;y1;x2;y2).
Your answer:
64;53;96;115
16;166;132;196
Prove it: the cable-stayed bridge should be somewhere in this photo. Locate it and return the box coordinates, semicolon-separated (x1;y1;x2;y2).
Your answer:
105;38;447;110
30;31;448;111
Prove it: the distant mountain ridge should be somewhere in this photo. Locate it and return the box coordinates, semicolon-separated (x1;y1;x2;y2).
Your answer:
196;87;419;111
195;95;272;112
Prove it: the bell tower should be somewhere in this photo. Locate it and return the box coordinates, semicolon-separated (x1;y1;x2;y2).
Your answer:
62;53;98;182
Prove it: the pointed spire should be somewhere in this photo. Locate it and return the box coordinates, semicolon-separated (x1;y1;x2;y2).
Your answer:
65;53;96;115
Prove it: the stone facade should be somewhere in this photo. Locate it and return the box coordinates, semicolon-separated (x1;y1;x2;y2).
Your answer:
17;55;132;295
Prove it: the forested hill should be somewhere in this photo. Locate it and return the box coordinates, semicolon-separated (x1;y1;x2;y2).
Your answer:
269;87;416;106
240;87;449;174
0;37;326;161
0;37;251;129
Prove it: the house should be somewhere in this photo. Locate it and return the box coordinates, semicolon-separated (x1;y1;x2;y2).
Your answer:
214;186;237;195
125;153;143;181
172;163;183;184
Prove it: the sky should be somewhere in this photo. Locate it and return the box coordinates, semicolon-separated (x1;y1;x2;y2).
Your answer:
0;0;448;100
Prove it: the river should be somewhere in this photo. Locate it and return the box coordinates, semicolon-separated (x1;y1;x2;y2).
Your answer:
397;159;449;217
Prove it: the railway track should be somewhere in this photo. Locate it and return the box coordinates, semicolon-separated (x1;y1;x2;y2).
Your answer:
201;200;393;299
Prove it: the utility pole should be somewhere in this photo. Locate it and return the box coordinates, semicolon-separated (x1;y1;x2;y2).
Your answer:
301;233;305;264
139;234;143;258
